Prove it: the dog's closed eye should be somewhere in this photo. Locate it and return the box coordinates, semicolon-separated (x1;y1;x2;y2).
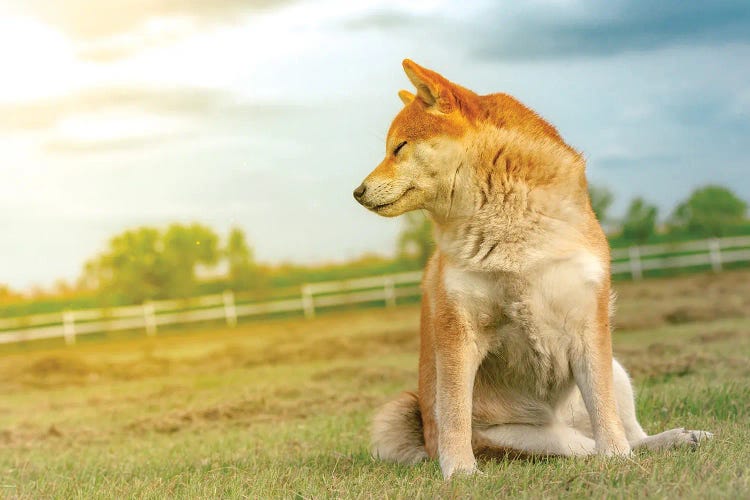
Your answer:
393;141;407;156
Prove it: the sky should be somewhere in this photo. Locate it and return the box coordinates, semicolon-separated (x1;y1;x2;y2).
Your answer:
1;0;749;289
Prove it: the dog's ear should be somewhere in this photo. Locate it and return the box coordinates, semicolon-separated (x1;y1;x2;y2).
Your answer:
402;59;455;113
398;89;415;106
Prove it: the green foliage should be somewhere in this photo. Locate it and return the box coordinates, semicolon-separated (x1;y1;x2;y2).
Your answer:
0;284;22;304
226;227;264;291
83;223;219;304
83;227;164;304
589;185;614;222
265;254;419;290
669;185;748;237
621;197;658;244
162;223;219;298
0;294;101;318
397;211;433;267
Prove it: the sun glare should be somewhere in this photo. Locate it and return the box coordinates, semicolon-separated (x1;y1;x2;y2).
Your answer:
0;17;80;102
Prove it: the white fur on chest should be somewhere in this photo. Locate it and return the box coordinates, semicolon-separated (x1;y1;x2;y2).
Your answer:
443;250;605;336
443;251;605;402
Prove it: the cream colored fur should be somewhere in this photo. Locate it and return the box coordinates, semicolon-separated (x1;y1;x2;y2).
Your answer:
359;60;712;479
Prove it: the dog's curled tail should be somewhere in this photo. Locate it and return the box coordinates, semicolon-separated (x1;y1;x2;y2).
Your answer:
371;391;428;464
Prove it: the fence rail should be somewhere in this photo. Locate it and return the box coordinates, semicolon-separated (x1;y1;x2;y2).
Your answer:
0;271;424;346
1;237;748;346
610;236;750;277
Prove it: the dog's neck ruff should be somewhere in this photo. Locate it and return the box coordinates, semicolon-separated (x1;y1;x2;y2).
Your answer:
430;138;590;275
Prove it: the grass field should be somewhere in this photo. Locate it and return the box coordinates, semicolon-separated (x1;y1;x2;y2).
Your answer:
1;271;749;498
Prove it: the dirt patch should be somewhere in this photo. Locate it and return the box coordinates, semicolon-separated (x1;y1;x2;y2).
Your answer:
264;329;418;367
664;305;746;325
0;429;14;444
614;269;750;330
3;350;178;390
46;424;63;437
691;330;741;344
11;355;103;388
0;422;103;448
127;398;271;434
618;351;710;380
0;327;416;392
28;355;94;377
185;329;418;373
125;380;389;435
310;366;414;386
617;327;749;382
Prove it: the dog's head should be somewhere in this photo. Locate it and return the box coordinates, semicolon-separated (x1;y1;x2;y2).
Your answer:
354;60;580;223
353;59;479;218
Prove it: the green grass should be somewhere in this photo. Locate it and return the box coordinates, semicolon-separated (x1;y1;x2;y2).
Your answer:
1;272;749;498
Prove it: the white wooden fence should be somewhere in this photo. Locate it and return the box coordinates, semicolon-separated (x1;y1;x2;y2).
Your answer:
1;236;749;346
0;271;423;346
610;235;750;279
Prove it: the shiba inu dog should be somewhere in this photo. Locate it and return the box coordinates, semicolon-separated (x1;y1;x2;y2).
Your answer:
353;60;712;479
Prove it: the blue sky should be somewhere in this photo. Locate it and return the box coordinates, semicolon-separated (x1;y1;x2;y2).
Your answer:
1;0;749;289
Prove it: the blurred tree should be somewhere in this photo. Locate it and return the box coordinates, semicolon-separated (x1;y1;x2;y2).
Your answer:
669;185;748;237
398;211;433;267
162;223;219;297
83;223;219;303
83;227;165;303
622;197;658;244
0;284;23;304
52;279;76;297
225;227;263;291
589;185;614;222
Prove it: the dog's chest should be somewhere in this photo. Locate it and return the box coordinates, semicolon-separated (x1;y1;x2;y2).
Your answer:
443;265;574;399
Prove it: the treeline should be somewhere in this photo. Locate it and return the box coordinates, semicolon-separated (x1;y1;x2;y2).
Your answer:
590;184;749;246
79;223;263;304
1;184;748;314
0;224;425;314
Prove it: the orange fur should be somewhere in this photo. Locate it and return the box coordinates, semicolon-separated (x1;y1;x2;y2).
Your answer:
363;60;712;479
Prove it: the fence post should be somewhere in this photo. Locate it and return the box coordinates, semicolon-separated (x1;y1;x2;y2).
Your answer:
143;302;157;336
301;284;315;319
62;311;76;345
384;277;396;307
708;238;722;272
628;246;643;280
223;290;238;327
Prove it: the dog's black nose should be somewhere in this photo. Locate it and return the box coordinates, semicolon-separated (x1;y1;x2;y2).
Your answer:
353;184;366;200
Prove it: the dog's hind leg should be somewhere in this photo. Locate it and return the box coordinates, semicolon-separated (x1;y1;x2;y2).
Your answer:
633;428;713;451
563;359;713;451
611;359;648;443
473;424;596;458
612;359;712;451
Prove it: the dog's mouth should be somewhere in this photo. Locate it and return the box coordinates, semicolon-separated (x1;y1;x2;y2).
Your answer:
371;187;416;212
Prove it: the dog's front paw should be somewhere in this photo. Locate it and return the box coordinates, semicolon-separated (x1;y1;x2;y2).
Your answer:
596;436;632;457
440;452;478;480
